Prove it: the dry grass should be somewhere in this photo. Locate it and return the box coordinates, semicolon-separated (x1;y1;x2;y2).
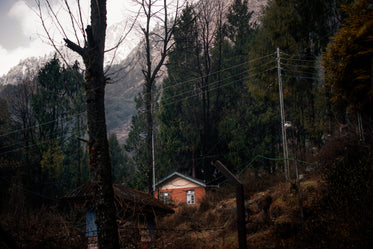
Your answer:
1;205;86;249
156;165;370;249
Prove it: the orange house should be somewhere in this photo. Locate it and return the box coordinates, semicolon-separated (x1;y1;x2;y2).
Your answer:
154;172;206;205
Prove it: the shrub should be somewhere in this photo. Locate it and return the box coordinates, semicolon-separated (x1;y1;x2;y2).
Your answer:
317;133;373;248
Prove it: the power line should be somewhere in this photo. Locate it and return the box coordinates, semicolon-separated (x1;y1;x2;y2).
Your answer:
156;53;276;93
160;60;276;103
0;129;85;156
160;66;277;108
0;122;85;152
0;111;86;139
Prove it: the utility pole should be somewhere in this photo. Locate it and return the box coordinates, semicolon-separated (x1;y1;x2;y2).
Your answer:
277;48;290;181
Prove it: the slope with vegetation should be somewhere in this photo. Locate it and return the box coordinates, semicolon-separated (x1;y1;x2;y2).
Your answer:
155;132;372;248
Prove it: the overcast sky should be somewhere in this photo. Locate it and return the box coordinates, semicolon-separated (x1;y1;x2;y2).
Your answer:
0;0;137;76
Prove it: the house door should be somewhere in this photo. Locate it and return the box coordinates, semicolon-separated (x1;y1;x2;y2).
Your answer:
186;190;195;204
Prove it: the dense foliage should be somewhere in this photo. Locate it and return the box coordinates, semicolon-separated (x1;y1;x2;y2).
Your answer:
0;57;89;205
324;0;373;116
121;0;372;190
317;133;372;248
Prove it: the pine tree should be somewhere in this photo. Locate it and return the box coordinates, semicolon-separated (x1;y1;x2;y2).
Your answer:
158;4;202;177
324;0;373;117
247;0;344;157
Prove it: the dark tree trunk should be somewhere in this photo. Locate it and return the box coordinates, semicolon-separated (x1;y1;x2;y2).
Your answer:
143;1;153;194
325;84;333;135
85;65;118;249
146;82;153;194
64;0;119;248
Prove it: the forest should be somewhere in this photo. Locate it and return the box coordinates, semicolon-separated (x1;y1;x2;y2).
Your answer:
0;0;372;248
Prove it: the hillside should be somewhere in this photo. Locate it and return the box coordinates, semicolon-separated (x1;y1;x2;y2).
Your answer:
155;175;371;248
151;133;372;249
0;132;371;249
155;178;323;248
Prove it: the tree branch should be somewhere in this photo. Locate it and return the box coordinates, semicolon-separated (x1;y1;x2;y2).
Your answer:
86;25;94;47
64;38;85;57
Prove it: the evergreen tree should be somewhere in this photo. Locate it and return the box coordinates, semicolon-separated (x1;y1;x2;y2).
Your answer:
109;133;126;184
125;84;160;190
324;0;373;118
246;0;344;159
30;57;87;196
225;0;253;57
158;4;201;178
32;57;70;146
212;0;257;173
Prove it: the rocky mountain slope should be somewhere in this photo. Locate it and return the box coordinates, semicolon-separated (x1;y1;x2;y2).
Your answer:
0;0;268;144
104;0;269;143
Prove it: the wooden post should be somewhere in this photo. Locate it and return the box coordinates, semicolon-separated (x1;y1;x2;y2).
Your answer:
277;47;290;181
213;161;247;249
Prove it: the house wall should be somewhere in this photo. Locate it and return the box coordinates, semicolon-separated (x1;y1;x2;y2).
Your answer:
155;176;206;204
169;186;205;204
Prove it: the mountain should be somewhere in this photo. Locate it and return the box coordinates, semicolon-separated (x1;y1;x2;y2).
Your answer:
105;47;145;142
0;20;142;143
0;56;47;86
0;0;268;144
105;22;169;143
249;0;268;21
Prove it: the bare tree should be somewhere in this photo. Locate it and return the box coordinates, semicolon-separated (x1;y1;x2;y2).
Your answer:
136;0;181;193
193;0;220;176
33;0;137;248
7;80;38;169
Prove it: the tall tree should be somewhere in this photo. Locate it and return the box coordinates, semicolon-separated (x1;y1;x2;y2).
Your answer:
158;0;258;179
32;57;71;149
324;0;373;118
158;3;201;177
246;0;345;159
214;0;256;172
195;0;216;176
27;57;87;196
137;0;180;193
7;79;41;194
36;0;120;247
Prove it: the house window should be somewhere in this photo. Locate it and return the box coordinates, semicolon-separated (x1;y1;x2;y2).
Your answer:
186;190;195;204
160;192;169;204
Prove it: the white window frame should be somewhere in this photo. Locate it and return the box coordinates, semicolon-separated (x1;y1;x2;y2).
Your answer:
160;191;169;204
186;190;195;204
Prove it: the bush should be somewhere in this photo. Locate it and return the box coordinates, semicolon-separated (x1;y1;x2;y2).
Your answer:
317;133;373;248
241;168;283;197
